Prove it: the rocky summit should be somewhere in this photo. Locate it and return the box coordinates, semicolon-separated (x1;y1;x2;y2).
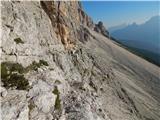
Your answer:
1;1;160;120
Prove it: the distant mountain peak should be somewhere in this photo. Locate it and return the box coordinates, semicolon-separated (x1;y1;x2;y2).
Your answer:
150;15;160;20
108;23;127;33
110;15;160;65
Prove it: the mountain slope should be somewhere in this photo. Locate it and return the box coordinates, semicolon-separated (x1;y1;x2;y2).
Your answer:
86;28;160;120
1;1;160;120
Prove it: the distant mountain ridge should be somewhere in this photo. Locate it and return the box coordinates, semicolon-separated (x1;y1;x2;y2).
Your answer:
110;15;160;54
109;15;160;66
108;23;127;33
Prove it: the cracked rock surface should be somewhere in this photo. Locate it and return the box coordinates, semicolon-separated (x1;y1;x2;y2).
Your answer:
1;1;160;120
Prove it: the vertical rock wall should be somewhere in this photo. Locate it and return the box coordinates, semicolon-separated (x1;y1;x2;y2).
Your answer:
41;1;94;50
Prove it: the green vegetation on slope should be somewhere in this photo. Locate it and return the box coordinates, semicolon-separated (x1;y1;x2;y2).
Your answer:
1;62;29;90
1;60;49;90
14;38;24;44
52;86;61;110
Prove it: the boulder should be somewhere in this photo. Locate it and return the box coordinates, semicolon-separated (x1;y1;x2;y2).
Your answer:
94;21;109;38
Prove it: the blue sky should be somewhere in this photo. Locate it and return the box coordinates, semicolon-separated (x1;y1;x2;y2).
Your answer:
81;1;160;28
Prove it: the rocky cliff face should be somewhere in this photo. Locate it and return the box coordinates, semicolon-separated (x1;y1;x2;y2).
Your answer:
40;1;94;50
1;1;160;120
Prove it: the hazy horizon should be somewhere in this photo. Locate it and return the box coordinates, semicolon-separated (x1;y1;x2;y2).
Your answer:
82;1;159;28
108;15;160;29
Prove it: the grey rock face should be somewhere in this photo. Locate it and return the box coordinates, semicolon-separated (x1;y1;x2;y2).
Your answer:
1;90;29;120
1;1;160;120
0;87;7;97
40;1;94;50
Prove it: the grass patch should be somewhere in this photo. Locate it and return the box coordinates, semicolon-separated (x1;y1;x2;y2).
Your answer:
14;38;24;44
52;86;61;110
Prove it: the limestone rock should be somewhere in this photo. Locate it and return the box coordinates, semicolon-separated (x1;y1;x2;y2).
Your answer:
40;1;94;50
1;1;160;120
33;92;56;113
0;86;7;97
1;90;29;120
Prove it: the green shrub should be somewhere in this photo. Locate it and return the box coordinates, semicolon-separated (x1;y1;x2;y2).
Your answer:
14;38;24;44
28;101;36;111
3;73;29;90
10;63;25;74
39;60;49;66
1;62;25;75
52;86;61;110
1;62;29;90
1;60;49;90
26;60;49;72
26;61;41;71
1;62;9;79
